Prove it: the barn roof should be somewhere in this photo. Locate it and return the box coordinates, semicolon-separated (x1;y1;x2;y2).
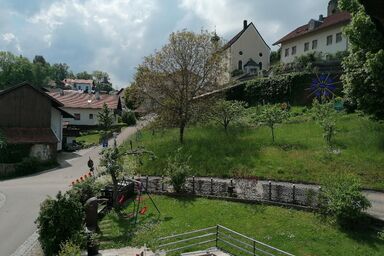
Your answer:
1;128;58;144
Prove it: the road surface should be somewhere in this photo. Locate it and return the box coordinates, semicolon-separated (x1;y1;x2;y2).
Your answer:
0;121;148;256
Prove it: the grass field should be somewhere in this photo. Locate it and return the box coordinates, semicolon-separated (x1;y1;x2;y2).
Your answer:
120;112;384;190
99;195;384;255
77;132;100;146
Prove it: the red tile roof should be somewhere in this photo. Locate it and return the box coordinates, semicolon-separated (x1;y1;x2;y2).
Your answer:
48;90;120;110
273;12;351;45
63;79;93;84
2;128;58;144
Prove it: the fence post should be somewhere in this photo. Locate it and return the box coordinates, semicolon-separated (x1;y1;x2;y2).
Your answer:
216;225;219;248
146;176;149;192
211;178;214;195
269;181;272;201
161;175;164;192
253;240;256;256
292;184;296;203
192;176;195;194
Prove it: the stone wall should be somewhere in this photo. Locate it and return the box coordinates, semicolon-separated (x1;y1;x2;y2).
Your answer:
0;163;16;177
134;176;321;208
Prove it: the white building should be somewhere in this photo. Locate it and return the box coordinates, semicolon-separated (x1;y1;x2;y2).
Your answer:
63;79;94;92
273;0;351;63
48;90;122;126
222;20;271;77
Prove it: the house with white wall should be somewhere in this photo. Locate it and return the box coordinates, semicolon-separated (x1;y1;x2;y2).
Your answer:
222;20;271;78
63;79;94;92
273;0;351;63
48;90;122;127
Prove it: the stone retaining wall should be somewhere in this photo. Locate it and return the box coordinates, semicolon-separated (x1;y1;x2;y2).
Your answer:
134;176;320;208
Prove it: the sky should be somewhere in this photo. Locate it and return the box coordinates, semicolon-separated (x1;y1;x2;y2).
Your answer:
0;0;327;88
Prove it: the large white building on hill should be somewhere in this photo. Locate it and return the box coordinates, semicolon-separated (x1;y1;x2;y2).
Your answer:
273;0;351;63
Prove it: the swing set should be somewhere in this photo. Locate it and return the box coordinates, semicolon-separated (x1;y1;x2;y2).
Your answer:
116;177;160;225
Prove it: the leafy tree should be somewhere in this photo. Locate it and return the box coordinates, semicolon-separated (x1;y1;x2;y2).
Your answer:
166;148;192;193
0;51;33;89
97;103;114;132
76;71;93;80
32;55;51;87
135;30;226;143
208;99;246;133
319;174;371;225
121;110;136;126
124;82;143;110
311;98;337;147
36;191;84;256
339;0;384;119
93;70;113;92
257;104;289;143
50;63;72;87
270;49;281;65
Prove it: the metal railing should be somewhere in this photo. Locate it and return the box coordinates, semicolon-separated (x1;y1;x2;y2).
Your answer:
157;225;294;256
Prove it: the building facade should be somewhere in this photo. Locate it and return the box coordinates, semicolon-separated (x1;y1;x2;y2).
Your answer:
273;1;351;63
223;20;271;77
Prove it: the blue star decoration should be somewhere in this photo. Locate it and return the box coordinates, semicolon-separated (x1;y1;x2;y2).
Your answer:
307;73;339;99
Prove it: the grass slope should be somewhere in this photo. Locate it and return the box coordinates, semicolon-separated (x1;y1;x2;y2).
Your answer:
121;113;384;189
99;196;384;255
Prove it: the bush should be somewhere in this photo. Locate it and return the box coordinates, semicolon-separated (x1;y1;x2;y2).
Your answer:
319;174;371;226
121;111;137;126
0;144;31;163
58;240;82;256
68;177;101;205
166;149;192;193
36;191;85;256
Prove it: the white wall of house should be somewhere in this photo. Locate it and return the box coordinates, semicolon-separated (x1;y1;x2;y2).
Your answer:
63;108;117;126
73;83;92;91
228;25;271;73
280;25;348;63
51;107;63;151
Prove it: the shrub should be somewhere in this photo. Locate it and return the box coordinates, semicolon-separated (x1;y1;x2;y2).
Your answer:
319;174;371;226
58;240;82;256
256;104;290;143
121;110;137;126
166;149;192;193
68;177;101;205
36;191;85;256
311;98;337;147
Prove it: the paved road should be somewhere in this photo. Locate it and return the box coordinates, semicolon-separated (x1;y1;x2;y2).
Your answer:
0;121;147;256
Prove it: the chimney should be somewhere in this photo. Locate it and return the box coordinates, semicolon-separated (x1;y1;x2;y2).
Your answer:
95;91;100;100
319;14;324;21
243;20;248;30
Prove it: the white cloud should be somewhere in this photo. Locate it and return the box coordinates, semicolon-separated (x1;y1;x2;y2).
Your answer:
2;32;22;52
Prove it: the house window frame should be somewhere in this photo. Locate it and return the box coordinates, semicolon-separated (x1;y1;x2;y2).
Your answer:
291;46;297;55
89;113;94;120
327;35;333;45
312;39;318;50
238;60;243;70
74;113;81;120
336;32;342;43
285;48;289;57
304;42;309;52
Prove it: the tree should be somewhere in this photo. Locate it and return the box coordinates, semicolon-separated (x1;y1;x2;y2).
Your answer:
76;71;93;80
93;70;113;92
270;49;281;65
311;98;337;147
124;82;143;110
97;103;114;138
339;0;384;119
135;30;226;143
32;55;51;87
208;99;246;133
257;104;289;143
50;63;71;87
0;51;33;89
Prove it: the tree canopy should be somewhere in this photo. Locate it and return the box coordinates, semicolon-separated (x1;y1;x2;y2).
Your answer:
134;30;226;143
339;0;384;119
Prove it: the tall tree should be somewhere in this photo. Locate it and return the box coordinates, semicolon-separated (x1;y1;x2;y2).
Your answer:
339;0;384;119
135;30;226;143
32;55;51;87
0;51;33;89
93;70;113;92
50;63;71;87
76;71;93;80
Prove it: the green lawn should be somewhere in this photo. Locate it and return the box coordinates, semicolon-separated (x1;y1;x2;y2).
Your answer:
99;195;384;255
76;132;100;146
121;113;384;190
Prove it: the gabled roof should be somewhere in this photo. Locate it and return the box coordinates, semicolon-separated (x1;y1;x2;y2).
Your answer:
1;128;58;144
0;82;64;108
63;79;94;85
273;11;351;45
48;90;120;110
244;58;258;67
222;22;271;51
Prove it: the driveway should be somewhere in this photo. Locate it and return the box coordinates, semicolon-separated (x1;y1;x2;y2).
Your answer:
0;120;148;256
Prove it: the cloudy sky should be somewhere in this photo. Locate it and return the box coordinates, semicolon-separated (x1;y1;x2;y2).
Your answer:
0;0;327;88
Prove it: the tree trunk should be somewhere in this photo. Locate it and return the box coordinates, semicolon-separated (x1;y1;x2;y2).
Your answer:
111;174;119;209
179;125;185;144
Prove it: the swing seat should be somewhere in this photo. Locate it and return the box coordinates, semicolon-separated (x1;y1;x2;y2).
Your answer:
117;194;125;204
139;206;148;215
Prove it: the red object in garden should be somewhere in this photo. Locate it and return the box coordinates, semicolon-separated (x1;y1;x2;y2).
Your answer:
118;194;125;204
76;179;80;183
139;206;147;215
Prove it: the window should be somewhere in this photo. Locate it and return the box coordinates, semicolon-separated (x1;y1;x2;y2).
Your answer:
259;62;262;70
336;32;342;43
327;35;333;45
304;42;309;52
259;52;263;57
312;40;318;50
238;60;243;70
239;51;243;55
74;113;80;120
89;114;93;119
285;48;289;57
291;46;296;55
